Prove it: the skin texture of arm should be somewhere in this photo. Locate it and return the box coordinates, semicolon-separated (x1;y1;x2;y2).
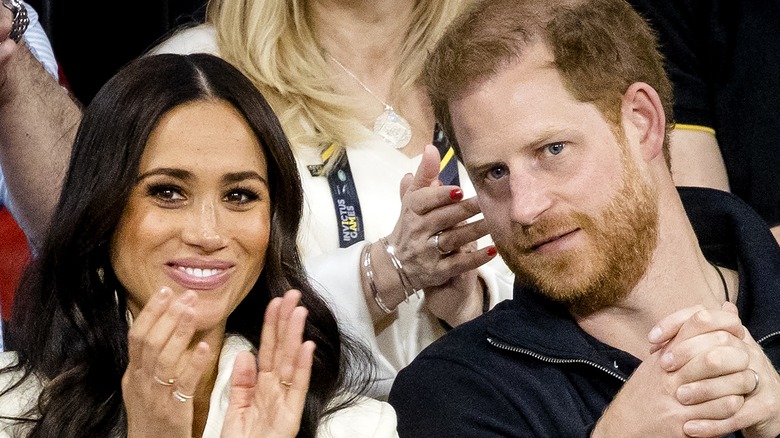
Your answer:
0;40;81;251
668;128;729;192
669;128;780;244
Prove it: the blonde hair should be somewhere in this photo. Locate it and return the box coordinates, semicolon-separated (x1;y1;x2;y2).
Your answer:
207;0;471;158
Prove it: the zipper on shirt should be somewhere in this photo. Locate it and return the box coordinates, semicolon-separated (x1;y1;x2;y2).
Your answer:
757;331;780;345
489;330;780;382
487;337;627;383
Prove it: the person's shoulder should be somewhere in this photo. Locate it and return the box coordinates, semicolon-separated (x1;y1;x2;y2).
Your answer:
318;395;398;437
148;24;220;56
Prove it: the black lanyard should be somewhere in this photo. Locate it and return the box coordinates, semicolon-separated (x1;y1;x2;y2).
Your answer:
308;124;459;248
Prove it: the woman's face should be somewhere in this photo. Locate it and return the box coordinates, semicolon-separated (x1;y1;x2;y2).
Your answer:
111;99;271;332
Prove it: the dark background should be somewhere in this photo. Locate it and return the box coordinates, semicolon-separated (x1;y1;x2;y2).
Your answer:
26;0;207;105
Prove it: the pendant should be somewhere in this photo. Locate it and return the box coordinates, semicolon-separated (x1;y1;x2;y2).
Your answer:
373;105;412;149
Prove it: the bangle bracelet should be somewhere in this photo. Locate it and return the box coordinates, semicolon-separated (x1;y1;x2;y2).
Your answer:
379;237;421;301
362;244;395;314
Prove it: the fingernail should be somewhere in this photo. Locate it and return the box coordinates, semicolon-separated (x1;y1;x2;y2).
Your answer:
450;188;463;201
487;246;497;257
158;287;171;300
676;385;691;404
660;352;674;369
648;326;662;343
179;291;196;304
683;421;704;437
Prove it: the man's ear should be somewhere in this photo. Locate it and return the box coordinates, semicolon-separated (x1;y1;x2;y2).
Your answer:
621;82;665;162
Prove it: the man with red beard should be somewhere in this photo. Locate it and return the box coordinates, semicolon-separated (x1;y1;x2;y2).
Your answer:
388;0;780;436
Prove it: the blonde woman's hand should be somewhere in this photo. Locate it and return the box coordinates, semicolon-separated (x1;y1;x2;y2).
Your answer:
221;289;315;438
383;144;495;324
123;287;212;438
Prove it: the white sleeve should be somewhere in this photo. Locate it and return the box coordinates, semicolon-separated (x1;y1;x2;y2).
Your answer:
303;242;399;396
21;2;58;80
478;248;516;308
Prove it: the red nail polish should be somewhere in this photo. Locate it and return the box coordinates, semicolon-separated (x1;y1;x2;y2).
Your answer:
487;246;497;256
450;188;463;201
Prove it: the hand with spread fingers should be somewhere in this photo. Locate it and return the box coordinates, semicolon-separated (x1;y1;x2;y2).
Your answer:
122;287;213;438
221;289;315;438
647;302;780;438
366;144;496;324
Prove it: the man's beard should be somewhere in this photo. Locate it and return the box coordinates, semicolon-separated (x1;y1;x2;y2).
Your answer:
497;145;659;316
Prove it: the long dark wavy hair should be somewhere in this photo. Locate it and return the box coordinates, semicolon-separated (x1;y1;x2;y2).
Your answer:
1;53;371;437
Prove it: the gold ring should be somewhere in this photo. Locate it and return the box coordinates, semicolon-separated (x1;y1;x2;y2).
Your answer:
153;375;176;386
280;380;293;388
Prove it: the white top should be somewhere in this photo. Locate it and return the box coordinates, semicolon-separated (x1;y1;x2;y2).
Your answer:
0;335;398;437
151;25;515;398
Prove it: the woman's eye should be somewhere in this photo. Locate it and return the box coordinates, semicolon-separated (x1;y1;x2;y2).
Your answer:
147;185;185;203
545;142;565;156
224;189;259;205
487;165;509;181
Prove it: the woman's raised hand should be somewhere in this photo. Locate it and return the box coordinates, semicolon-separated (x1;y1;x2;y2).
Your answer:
221;289;315;438
383;144;496;323
123;287;212;438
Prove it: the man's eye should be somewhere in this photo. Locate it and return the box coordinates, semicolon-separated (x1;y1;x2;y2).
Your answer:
546;142;565;156
487;165;509;180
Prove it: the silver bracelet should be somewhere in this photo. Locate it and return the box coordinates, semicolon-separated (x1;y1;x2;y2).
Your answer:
2;0;29;43
362;244;395;314
379;237;421;301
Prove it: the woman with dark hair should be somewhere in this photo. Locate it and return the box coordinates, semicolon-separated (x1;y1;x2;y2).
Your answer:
0;53;396;437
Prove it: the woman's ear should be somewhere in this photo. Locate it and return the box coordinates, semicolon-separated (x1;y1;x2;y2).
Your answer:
621;82;665;162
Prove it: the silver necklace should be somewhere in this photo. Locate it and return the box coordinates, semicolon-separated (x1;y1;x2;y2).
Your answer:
327;54;412;149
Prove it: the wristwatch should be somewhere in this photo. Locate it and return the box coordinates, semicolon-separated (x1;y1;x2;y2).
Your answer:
2;0;29;43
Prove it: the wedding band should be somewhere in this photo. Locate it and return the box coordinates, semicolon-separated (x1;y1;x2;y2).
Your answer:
153;375;176;386
432;232;453;256
172;389;194;403
748;368;760;395
280;380;292;388
1;0;29;43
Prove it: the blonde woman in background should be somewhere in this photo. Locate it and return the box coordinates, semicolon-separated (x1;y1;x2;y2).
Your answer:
152;0;515;398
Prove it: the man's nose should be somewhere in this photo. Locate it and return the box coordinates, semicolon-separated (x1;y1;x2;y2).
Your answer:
509;172;553;226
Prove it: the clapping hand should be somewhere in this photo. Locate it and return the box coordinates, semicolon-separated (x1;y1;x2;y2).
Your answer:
123;287;212;438
390;144;496;325
220;289;315;438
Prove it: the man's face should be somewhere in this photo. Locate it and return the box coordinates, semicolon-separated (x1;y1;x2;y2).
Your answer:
452;43;659;315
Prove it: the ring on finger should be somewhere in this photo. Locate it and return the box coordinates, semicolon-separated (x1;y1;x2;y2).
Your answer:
172;388;194;403
153;375;176;386
432;231;453;256
748;368;760;395
280;380;293;388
